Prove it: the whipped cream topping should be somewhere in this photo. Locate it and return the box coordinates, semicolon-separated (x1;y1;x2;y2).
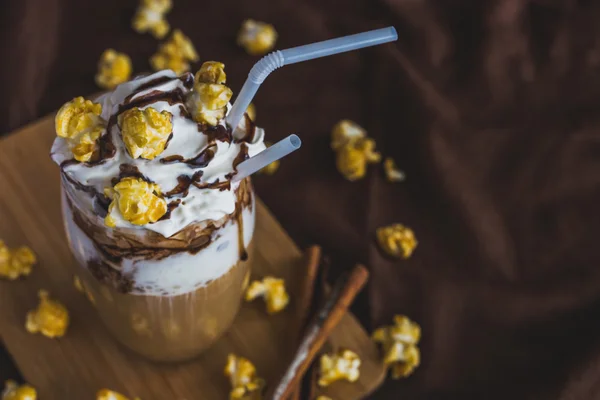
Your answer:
51;70;266;238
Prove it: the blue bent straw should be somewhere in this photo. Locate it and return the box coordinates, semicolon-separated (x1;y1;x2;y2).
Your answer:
227;26;398;132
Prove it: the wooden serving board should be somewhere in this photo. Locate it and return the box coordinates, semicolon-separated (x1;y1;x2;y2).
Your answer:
0;115;386;399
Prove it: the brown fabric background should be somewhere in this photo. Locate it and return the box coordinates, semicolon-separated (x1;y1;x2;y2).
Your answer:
2;0;600;398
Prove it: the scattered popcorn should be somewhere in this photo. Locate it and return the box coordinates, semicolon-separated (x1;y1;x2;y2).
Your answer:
150;29;199;75
25;290;69;338
376;224;417;259
245;277;289;314
246;103;256;121
55;97;106;162
1;380;36;400
0;240;36;280
384;157;405;182
331;120;366;151
97;389;140;400
372;315;421;379
132;0;172;39
188;61;233;126
224;354;265;400
119;107;173;159
237;19;278;56
318;349;361;387
335;137;381;181
258;142;279;175
95;49;132;89
104;177;167;227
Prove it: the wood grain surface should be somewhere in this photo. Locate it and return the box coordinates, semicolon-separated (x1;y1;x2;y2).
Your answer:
0;115;386;399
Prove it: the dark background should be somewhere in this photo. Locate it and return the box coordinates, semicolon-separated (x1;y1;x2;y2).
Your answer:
2;0;600;398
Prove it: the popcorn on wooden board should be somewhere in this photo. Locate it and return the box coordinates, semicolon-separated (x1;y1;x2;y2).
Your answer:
119;107;173;160
97;389;141;400
258;142;279;175
318;349;361;387
384;157;405;182
188;61;233;126
0;240;36;280
55;97;106;162
132;0;172;39
376;224;417;259
224;354;265;400
150;29;199;75
105;177;167;228
237;19;278;56
95;49;132;89
25;290;69;338
245;276;289;314
316;397;332;400
372;315;421;379
1;380;36;400
335;137;381;181
331;119;366;151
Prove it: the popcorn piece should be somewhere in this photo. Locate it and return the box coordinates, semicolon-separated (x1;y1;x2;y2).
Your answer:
246;103;256;121
372;315;421;379
258;142;279;175
25;290;69;338
119;107;173;160
331;120;366;151
95;49;132;89
316;397;332;400
376;224;417;259
335;137;381;181
384;157;405;182
189;61;233;126
237;19;278;56
132;0;172;39
104;177;167;228
97;389;140;400
2;380;36;400
55;97;106;162
224;354;265;400
318;349;361;387
150;29;199;75
0;241;36;280
245;277;289;314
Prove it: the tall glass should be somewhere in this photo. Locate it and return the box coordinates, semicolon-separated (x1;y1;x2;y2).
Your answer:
61;175;255;362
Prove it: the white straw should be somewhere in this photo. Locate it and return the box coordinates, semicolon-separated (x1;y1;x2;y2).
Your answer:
227;27;398;134
233;134;302;182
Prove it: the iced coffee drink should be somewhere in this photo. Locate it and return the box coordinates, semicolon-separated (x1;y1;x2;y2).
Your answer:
50;64;266;361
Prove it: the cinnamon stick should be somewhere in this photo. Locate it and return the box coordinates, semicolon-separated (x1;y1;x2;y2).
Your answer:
266;264;369;400
289;245;322;400
289;245;321;400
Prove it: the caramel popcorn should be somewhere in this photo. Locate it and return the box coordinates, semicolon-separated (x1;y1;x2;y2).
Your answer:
55;97;106;162
237;19;278;56
258;142;279;175
150;29;199;75
335;137;381;181
224;354;265;400
2;380;36;400
245;277;289;314
318;349;361;387
119;107;173;159
96;49;132;89
372;315;421;379
0;241;36;280
132;0;172;39
384;157;405;183
189;61;233;126
105;177;167;227
331;120;366;151
25;290;69;338
246;103;256;121
97;389;140;400
376;224;417;259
